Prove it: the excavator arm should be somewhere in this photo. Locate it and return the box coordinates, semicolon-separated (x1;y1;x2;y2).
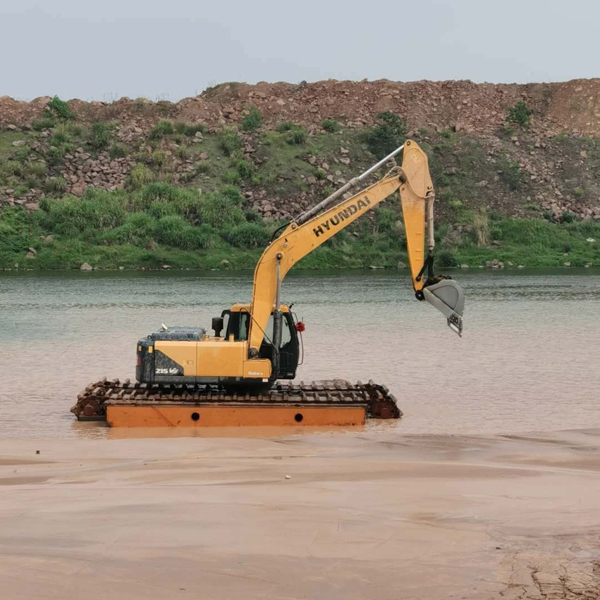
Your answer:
247;140;465;356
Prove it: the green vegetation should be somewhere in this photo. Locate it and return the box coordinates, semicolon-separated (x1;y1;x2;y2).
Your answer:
451;218;600;268
1;119;599;271
128;164;154;190
183;123;206;137
241;105;262;131
285;125;307;145
499;156;523;191
507;101;534;128
31;118;56;131
363;112;407;159
220;130;243;156
1;178;597;269
45;96;75;121
471;208;489;246
322;119;341;133
109;144;128;159
275;122;307;145
44;176;67;195
149;121;174;140
88;122;111;151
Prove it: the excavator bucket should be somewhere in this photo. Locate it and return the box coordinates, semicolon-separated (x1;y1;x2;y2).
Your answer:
423;279;465;337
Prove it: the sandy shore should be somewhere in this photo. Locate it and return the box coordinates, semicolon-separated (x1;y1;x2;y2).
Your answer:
1;428;600;599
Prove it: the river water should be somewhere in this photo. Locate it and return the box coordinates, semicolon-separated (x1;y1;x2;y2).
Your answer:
1;269;599;440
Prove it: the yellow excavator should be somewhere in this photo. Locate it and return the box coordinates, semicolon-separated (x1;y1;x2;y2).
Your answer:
72;140;465;428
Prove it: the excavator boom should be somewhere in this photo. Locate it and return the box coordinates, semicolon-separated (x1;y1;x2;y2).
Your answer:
247;140;465;353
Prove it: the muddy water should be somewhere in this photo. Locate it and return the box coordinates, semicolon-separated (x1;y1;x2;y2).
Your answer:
1;269;599;439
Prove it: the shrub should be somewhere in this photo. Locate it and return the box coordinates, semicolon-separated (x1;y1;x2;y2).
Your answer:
103;212;156;246
176;146;189;160
27;162;47;178
276;122;294;133
134;183;203;222
375;208;399;235
220;130;243;156
50;129;69;146
13;185;29;199
363;112;407;159
471;208;490;246
153;215;189;246
507;101;533;128
561;210;575;223
172;189;204;222
45;96;75;120
142;182;179;203
109;144;127;159
221;185;244;204
149;150;167;168
183;123;206;137
128;164;154;190
222;170;241;184
244;209;262;222
174;122;188;135
322;119;341;133
153;216;216;249
226;223;270;248
47;146;67;166
0;207;32;254
31;117;56;131
181;223;218;249
574;186;585;199
283;124;307;145
286;128;306;145
436;249;457;268
149;121;174;140
241;105;262;131
199;191;245;229
88;122;110;151
44;176;67;195
148;200;177;219
38;192;126;236
499;158;522;191
234;158;254;179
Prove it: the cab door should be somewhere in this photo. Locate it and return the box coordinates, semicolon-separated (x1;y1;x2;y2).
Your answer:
259;313;299;379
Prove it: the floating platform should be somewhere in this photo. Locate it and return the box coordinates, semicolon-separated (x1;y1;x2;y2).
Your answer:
72;379;402;428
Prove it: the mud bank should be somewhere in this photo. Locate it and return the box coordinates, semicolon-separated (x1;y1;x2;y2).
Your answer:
1;428;599;599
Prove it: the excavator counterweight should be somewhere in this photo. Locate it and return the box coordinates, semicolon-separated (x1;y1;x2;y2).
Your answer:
72;141;465;427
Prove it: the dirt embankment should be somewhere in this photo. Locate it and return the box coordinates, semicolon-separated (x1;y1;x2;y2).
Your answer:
2;78;600;136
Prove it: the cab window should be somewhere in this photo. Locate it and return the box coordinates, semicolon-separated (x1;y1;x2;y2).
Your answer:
263;315;292;345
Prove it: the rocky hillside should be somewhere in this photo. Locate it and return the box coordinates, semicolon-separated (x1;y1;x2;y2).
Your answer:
1;78;600;271
1;78;600;226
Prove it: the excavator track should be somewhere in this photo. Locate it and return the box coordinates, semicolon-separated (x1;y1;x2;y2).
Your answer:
72;378;402;426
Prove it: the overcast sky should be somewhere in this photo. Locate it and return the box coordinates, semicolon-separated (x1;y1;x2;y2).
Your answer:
1;0;598;101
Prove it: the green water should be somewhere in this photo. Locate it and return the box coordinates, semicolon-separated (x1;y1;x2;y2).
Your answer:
1;269;600;439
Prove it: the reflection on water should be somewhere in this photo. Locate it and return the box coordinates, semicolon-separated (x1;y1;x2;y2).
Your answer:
99;424;366;440
1;268;600;440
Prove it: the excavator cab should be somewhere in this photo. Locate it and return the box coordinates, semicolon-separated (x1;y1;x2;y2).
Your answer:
221;307;300;380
